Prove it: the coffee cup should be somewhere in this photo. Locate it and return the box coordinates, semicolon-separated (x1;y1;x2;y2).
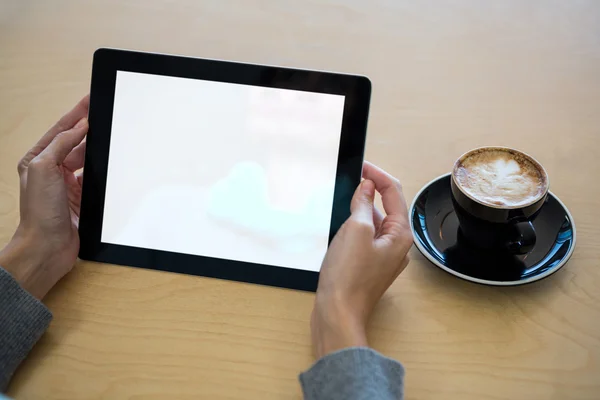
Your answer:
450;146;549;254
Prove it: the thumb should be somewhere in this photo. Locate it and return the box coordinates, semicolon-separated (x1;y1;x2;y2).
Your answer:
350;179;375;224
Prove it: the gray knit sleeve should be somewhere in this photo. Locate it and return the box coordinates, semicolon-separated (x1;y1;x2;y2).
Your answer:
0;267;52;392
300;347;404;400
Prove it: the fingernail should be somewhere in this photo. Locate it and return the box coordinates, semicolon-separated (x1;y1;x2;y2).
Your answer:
74;117;88;128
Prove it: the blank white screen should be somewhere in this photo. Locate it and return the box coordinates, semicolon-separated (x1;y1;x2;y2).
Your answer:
101;71;345;272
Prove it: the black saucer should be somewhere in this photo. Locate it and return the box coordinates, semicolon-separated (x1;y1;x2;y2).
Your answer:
409;174;576;286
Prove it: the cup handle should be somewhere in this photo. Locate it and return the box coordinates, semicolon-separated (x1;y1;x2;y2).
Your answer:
506;221;536;254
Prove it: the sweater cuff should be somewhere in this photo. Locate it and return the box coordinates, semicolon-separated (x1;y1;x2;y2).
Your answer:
300;347;405;400
0;267;52;392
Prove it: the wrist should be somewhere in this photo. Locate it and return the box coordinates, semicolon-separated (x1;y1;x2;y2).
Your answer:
311;295;368;359
0;230;50;299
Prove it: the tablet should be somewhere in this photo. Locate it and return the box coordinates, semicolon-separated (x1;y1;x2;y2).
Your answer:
79;48;371;291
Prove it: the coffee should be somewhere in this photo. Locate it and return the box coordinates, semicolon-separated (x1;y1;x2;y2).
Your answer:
453;148;547;208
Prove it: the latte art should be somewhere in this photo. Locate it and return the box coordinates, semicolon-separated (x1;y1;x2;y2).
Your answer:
454;148;547;207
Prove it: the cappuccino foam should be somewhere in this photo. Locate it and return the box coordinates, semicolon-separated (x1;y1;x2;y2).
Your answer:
454;149;547;207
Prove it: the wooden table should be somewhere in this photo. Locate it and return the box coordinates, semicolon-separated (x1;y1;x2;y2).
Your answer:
1;1;599;399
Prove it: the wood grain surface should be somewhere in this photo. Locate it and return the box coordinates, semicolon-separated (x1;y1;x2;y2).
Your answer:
1;1;599;399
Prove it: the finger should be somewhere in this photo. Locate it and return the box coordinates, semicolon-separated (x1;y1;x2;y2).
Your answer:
18;95;90;174
65;172;83;218
349;179;375;225
373;206;384;231
362;161;408;218
63;139;86;172
36;95;90;150
37;118;88;165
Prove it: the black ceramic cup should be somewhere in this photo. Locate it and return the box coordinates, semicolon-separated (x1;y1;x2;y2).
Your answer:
450;147;549;255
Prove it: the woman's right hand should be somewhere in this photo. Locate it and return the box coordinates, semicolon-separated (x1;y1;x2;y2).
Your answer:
0;96;89;300
311;162;413;358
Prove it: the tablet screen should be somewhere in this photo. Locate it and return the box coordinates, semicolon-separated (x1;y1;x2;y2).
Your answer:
100;71;346;272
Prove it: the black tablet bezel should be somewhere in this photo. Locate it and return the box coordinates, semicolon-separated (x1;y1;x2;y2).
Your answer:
79;48;371;292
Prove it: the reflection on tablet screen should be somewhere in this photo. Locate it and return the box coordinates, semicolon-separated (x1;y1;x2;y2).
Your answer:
101;71;345;272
